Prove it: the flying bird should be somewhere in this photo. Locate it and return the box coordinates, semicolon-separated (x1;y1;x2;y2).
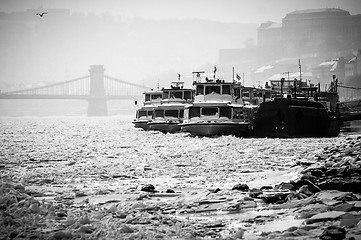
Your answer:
36;12;47;17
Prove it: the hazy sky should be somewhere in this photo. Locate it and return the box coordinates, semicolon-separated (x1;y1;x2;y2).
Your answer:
1;0;361;89
1;0;361;24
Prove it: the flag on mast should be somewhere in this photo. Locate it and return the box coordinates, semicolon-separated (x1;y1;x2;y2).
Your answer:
213;66;217;79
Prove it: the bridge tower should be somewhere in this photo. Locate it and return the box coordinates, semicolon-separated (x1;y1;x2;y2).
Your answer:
88;65;108;116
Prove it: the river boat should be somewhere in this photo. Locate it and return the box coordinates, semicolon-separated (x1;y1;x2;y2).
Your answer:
253;75;340;137
180;71;257;137
132;90;162;130
148;76;194;133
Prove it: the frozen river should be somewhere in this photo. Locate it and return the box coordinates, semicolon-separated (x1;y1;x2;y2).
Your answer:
1;115;355;193
1;115;361;239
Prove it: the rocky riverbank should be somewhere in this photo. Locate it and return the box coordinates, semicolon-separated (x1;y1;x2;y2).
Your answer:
0;117;360;239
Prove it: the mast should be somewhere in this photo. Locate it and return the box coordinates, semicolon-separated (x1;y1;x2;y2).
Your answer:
299;59;302;81
232;67;235;83
243;72;245;86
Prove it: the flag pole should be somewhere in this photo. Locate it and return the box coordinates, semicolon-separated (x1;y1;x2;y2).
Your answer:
299;59;302;81
232;67;235;83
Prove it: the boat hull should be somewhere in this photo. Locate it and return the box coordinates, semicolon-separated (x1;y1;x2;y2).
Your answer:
148;122;181;133
253;98;340;137
180;122;251;137
132;120;151;130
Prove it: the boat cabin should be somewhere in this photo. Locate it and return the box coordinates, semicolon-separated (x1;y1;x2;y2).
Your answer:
135;105;154;120
269;77;339;111
153;104;185;123
161;81;194;104
270;78;316;99
144;91;163;105
241;86;272;105
193;79;242;103
183;102;252;123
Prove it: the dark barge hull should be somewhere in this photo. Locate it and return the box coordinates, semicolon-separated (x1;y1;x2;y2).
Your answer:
253;98;340;137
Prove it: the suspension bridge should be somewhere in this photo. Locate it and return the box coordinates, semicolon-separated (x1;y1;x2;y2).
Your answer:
0;65;149;116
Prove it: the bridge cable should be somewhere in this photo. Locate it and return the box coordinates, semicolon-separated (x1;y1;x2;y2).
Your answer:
104;75;151;90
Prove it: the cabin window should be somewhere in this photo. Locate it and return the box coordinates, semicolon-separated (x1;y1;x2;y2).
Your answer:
171;91;183;99
205;85;221;94
202;107;218;116
184;91;192;100
232;108;243;119
179;110;184;118
145;94;151;101
189;107;201;118
138;110;147;117
222;85;231;95
242;91;250;98
151;94;161;100
220;107;231;118
155;110;164;117
147;111;153;116
196;85;204;95
165;110;179;117
162;91;169;99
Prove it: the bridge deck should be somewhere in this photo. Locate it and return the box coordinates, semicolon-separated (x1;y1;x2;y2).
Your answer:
0;95;140;100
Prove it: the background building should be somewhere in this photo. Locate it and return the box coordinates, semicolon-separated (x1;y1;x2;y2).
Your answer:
219;8;361;88
257;8;361;63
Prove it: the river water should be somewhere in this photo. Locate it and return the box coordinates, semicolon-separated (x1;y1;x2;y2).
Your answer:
1;113;359;192
1;99;360;189
1;100;360;239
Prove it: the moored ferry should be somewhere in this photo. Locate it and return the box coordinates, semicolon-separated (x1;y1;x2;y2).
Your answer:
181;101;255;137
148;75;194;133
180;70;257;137
132;90;162;130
